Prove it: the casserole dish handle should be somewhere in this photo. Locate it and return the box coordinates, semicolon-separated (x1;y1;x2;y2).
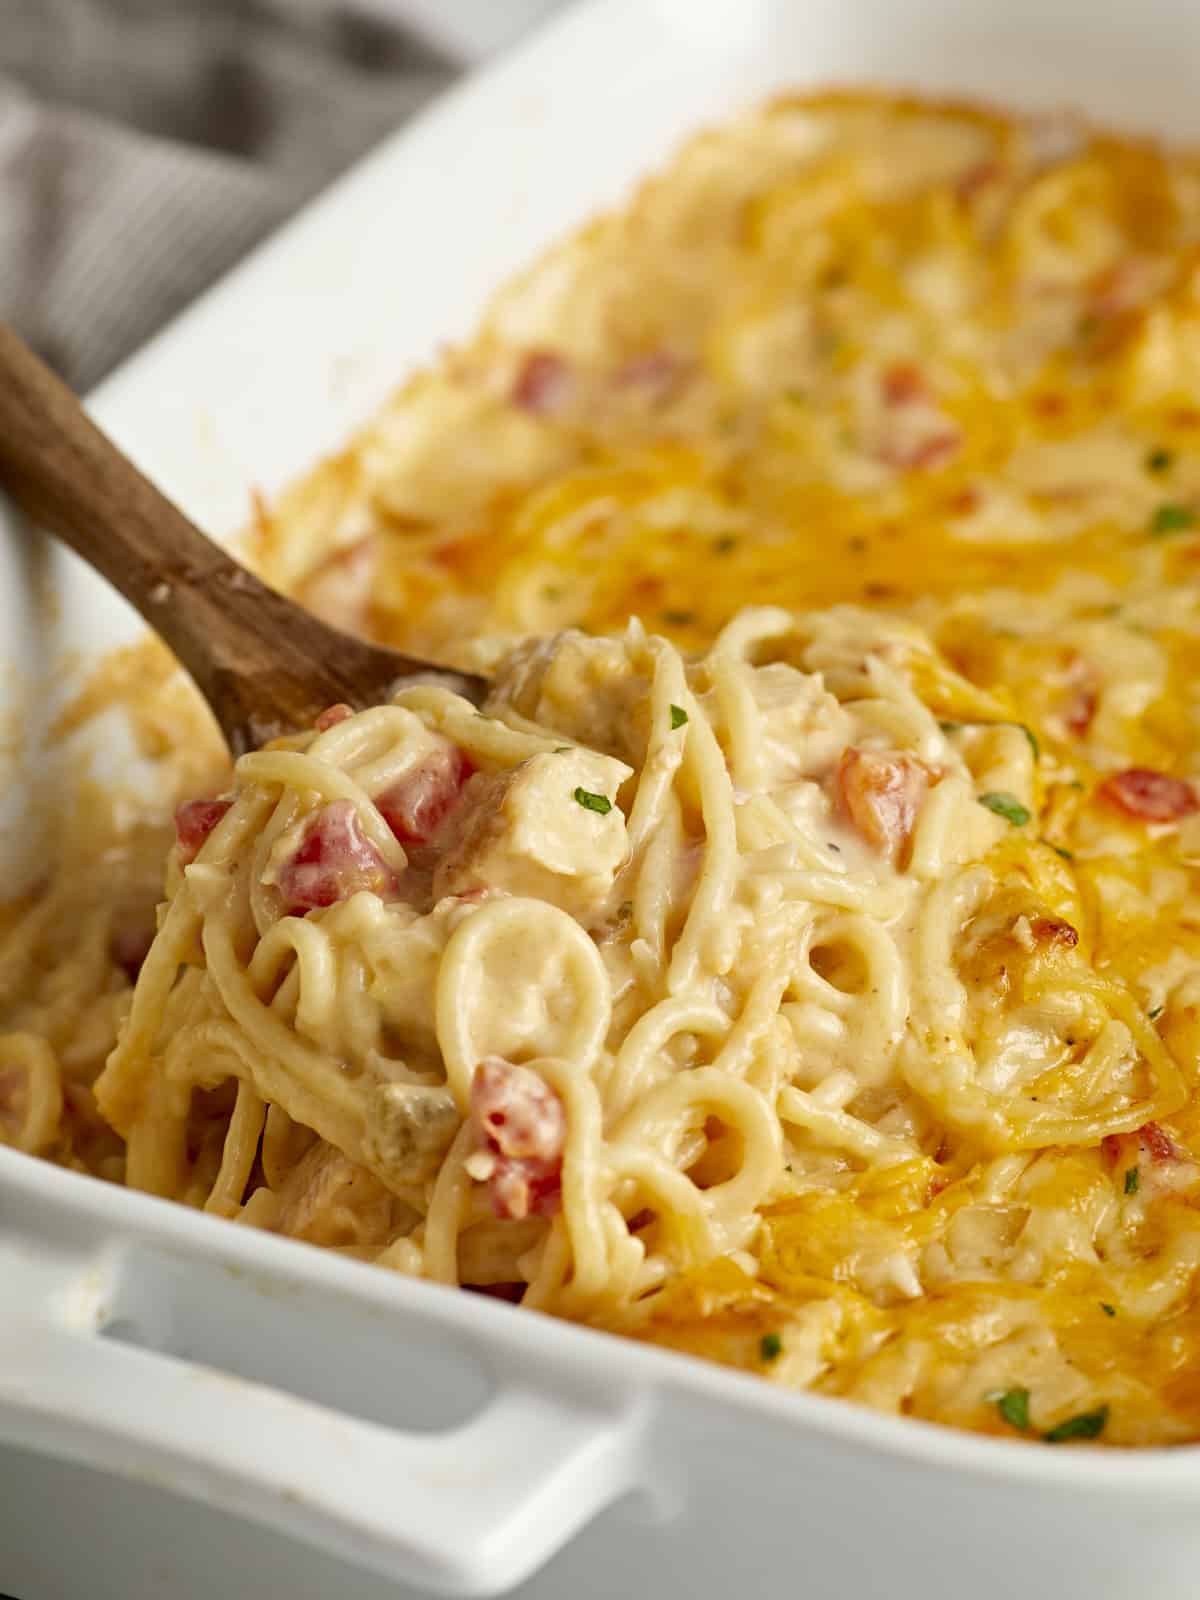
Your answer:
0;1176;648;1596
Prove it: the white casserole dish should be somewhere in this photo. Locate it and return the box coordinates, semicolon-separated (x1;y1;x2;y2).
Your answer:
6;1;1200;1595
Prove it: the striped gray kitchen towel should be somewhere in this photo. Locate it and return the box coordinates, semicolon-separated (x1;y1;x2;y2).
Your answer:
0;0;454;391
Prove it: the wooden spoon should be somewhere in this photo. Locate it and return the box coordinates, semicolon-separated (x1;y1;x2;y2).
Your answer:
0;320;487;755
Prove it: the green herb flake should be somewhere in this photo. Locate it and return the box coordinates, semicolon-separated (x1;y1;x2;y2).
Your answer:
574;787;613;816
553;746;573;755
1043;1405;1109;1444
1049;843;1075;862
988;1386;1031;1431
1149;1005;1165;1021
759;1332;783;1363
661;609;696;627
1150;502;1194;536
1147;447;1174;474
939;720;963;735
714;535;738;555
978;791;1032;827
1100;1303;1117;1318
1019;724;1041;759
670;704;689;730
1124;1166;1140;1196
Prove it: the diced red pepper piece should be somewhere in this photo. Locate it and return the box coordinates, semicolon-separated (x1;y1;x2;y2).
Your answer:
469;1058;566;1222
278;799;397;915
511;350;572;415
1097;769;1198;823
174;798;232;866
377;744;475;846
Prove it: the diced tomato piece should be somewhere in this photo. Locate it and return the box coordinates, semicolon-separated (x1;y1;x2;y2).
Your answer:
1063;684;1098;736
277;799;397;915
511;350;572;415
1060;653;1099;738
1097;768;1198;823
473;1059;565;1163
877;362;960;469
315;703;354;732
956;159;1001;201
174;798;232;865
1141;1121;1185;1164
1029;916;1079;949
836;748;933;864
469;1058;566;1222
881;362;928;407
1103;1122;1187;1171
377;744;475;846
902;432;962;471
876;419;966;467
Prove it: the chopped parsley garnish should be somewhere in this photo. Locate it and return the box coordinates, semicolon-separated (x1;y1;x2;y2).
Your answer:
1149;1005;1165;1020
1147;447;1174;474
1149;502;1194;536
574;787;613;816
553;746;573;755
670;704;689;729
661;609;696;626
1100;1303;1117;1317
1124;1166;1140;1195
760;1332;783;1363
938;720;962;734
990;1386;1031;1431
1043;1405;1109;1444
1049;843;1075;862
1019;724;1040;759
714;535;738;555
978;791;1032;827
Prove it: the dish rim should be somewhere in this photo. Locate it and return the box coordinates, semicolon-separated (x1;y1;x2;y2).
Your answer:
6;1141;1200;1489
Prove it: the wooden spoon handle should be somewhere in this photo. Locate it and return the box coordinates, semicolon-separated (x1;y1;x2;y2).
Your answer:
0;320;277;661
0;321;481;753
